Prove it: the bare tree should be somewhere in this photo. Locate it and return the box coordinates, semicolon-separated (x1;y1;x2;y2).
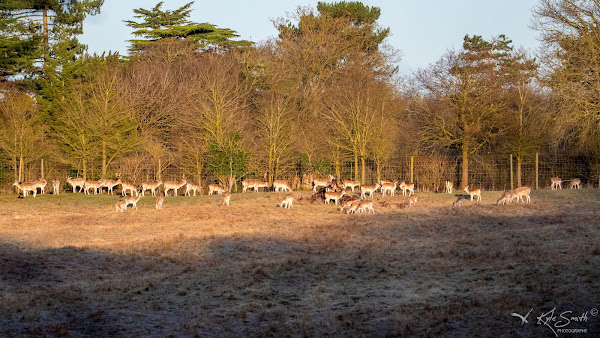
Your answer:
0;87;47;182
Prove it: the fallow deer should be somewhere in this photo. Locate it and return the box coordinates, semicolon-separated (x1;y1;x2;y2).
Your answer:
121;182;138;196
219;192;231;206
360;184;380;199
464;186;482;202
163;179;187;196
341;180;360;192
115;199;128;212
278;194;294;209
67;177;85;193
380;181;398;196
13;181;37;197
124;195;142;210
141;180;162;197
324;190;347;205
273;180;292;192
452;195;464;208
570;178;581;189
184;182;202;196
512;186;531;203
208;184;226;195
409;196;418;207
551;177;563;190
496;191;512;205
399;181;415;196
356;200;375;214
155;194;164;210
84;180;103;195
52;179;60;195
445;180;454;194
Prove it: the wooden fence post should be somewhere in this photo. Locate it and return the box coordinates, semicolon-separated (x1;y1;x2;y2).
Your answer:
510;154;514;190
535;152;539;190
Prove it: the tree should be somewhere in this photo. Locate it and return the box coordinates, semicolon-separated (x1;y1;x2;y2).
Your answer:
415;35;512;189
271;2;397;176
499;49;549;187
124;1;251;53
533;0;600;155
0;85;47;182
0;0;103;80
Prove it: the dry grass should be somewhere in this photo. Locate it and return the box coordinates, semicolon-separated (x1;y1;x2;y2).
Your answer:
0;189;599;336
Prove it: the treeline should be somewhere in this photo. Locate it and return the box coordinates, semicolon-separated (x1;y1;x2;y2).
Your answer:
1;0;600;189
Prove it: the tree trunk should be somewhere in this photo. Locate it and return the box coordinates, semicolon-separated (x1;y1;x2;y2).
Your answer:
157;158;162;181
41;158;44;179
361;156;366;185
19;156;23;182
82;159;87;180
102;140;107;178
376;159;381;186
516;154;522;188
354;153;359;181
460;146;468;190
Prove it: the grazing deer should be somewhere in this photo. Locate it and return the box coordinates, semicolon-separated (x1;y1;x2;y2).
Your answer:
124;195;142;210
356;200;375;214
346;200;363;214
445;180;454;194
312;175;335;192
464;186;482;202
324;191;347;205
184;182;202;196
121;182;138;196
163;179;187;196
67;177;85;193
273;180;292;192
99;178;121;195
218;192;231;206
570;178;581;189
84;180;103;195
141;180;162;197
115;199;128;212
452;195;465;208
399;181;415;196
340;196;360;212
155;193;164;210
512;186;531;203
13;181;37;197
208;184;226;195
380;181;398;196
551;177;563;190
242;179;269;193
409;196;418;207
496;191;512;205
360;184;380;199
341;180;360;192
52;179;60;195
278;194;294;209
33;178;47;194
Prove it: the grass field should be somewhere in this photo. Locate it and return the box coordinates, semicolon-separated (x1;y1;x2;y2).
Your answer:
1;189;599;336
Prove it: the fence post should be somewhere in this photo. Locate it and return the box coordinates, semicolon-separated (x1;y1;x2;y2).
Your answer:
510;154;513;191
410;156;414;184
535;152;539;190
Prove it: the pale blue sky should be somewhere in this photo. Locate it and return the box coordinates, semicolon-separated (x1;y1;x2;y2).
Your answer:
79;0;539;75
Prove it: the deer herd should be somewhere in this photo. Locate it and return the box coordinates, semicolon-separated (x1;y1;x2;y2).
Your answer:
9;174;589;213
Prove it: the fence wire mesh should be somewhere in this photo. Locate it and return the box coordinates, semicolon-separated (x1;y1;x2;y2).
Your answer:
2;153;598;194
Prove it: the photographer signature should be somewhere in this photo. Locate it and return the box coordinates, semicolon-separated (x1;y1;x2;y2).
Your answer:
512;307;597;337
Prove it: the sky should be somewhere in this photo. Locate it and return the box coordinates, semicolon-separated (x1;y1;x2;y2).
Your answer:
79;0;540;75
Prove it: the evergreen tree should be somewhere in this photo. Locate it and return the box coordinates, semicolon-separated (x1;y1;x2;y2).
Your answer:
0;0;103;80
124;1;251;53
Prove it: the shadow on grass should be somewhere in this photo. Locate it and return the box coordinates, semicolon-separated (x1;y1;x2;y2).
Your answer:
0;209;599;336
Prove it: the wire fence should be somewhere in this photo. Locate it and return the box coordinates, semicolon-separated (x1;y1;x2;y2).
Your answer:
1;152;598;194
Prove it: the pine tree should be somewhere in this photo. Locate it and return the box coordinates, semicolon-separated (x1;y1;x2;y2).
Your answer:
124;1;251;53
0;0;103;80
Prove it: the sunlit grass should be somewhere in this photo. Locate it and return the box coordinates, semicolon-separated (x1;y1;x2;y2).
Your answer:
0;188;599;335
